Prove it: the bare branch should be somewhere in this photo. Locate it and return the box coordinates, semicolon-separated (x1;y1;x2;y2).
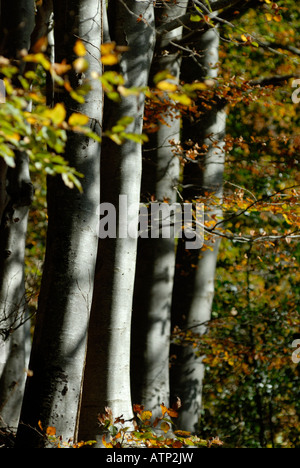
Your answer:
258;42;300;57
249;74;300;87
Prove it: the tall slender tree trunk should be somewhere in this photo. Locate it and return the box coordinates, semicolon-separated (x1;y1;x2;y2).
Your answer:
16;0;102;447
171;25;226;433
78;0;155;445
0;153;34;430
131;0;189;418
0;0;35;430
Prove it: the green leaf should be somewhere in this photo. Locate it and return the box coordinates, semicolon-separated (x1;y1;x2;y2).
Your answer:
190;14;202;22
124;133;149;144
117;116;134;127
1;151;15;167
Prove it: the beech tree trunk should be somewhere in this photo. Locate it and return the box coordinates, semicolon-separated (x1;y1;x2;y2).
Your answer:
131;0;189;418
171;25;226;433
0;153;34;430
78;0;155;445
0;0;35;430
16;0;102;447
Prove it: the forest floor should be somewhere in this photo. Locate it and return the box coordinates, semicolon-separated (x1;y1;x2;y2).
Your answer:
0;428;16;448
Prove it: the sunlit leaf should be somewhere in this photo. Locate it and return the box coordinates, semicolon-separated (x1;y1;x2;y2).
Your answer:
73;57;89;73
68;112;89;126
46;426;56;436
102;435;113;448
101;54;119;66
156;81;178;92
23;53;51;70
169;93;192;106
74;40;87;57
44;103;66;126
141;410;152;421
153;71;176;85
190;14;202;22
160;404;178;418
160;422;170;433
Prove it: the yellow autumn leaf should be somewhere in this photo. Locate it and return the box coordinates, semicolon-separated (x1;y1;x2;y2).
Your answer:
101;42;116;55
141;410;152;421
241;34;248;42
101;42;119;66
74;40;87;57
23;53;51;70
190;82;207;91
157;80;178;92
283;213;293;225
160;422;171;434
265;13;273;21
73;57;89;73
44;103;66;125
174;430;191;436
169;93;192;106
68;112;90;126
101;54;119;66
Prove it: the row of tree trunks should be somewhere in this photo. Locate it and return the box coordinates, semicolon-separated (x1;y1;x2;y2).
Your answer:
0;0;241;446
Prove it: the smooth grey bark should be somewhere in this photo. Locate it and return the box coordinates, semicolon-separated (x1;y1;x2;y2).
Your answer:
0;160;6;221
16;0;102;448
0;153;34;430
131;0;189;418
170;25;226;433
78;0;155;445
0;0;35;430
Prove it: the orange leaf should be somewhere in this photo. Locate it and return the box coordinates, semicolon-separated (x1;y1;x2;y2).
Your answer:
173;440;183;448
174;430;191;436
46;426;56;436
160;404;178;418
102;435;113;448
133;404;144;414
32;36;48;53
